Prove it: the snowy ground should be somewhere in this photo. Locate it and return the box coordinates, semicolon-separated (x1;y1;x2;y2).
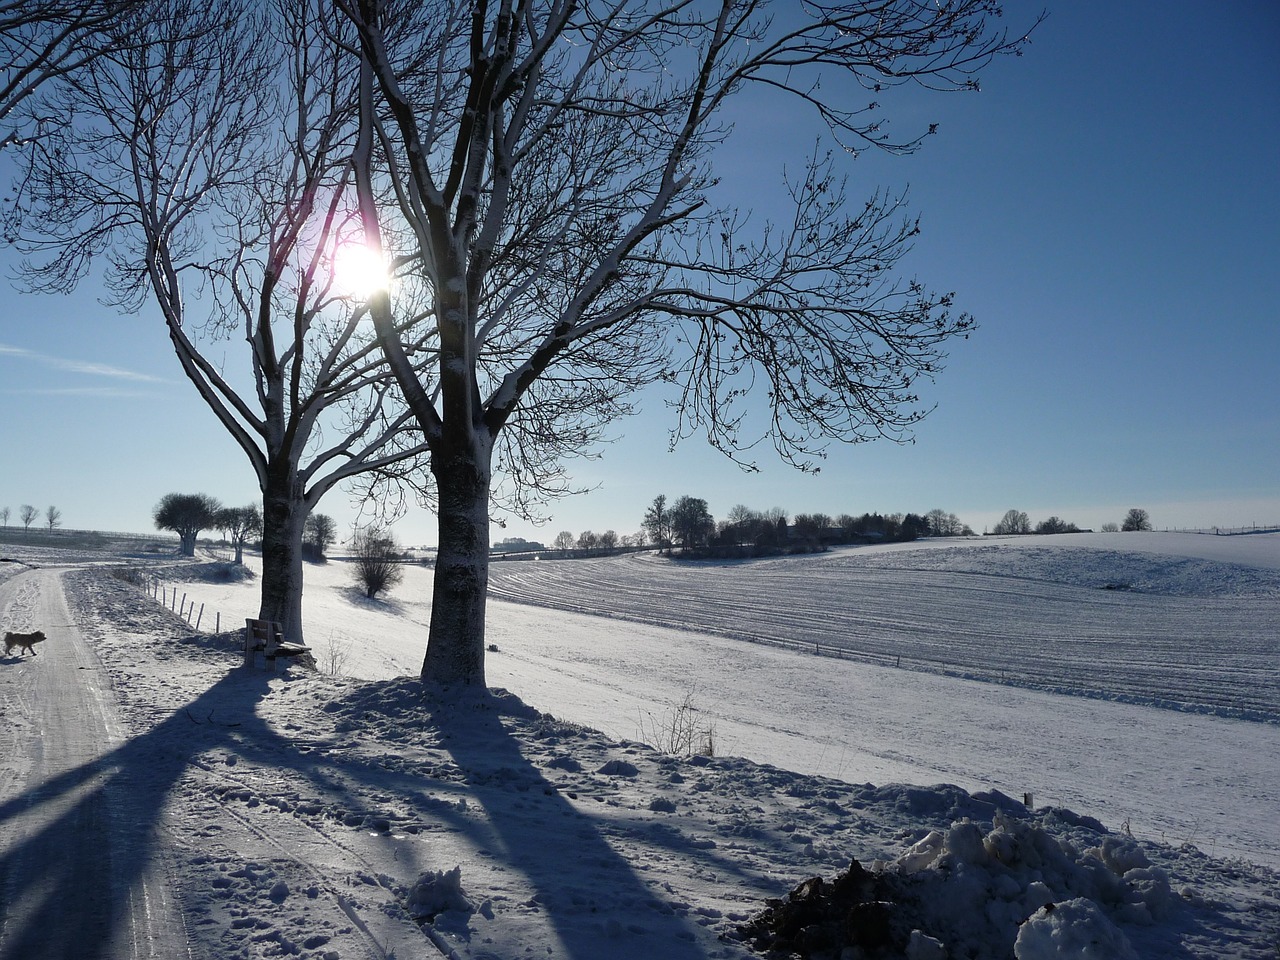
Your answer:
1;532;1277;958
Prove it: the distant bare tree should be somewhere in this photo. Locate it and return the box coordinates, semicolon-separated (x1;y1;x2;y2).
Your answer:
926;509;966;537
44;504;61;532
0;506;8;528
793;513;834;542
576;530;600;553
216;505;262;565
351;527;403;600
1100;522;1120;533
993;509;1031;536
552;530;575;553
303;514;338;562
19;504;37;532
669;497;716;554
643;496;674;554
598;530;619;551
1122;508;1152;532
1035;516;1079;535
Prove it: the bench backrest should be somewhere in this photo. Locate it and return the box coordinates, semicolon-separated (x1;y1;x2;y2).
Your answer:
245;618;284;653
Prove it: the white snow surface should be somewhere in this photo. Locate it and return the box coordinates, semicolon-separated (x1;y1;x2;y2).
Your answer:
0;531;1277;959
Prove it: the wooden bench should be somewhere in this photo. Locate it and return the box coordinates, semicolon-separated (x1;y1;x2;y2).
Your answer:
243;618;311;671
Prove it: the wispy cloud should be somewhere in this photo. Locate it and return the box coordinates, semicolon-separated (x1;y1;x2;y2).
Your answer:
1;386;158;398
50;358;172;383
0;341;171;384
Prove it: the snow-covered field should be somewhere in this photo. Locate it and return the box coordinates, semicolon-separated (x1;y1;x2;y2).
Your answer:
1;532;1277;958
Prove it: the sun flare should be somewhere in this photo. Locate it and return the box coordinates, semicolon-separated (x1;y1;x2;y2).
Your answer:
333;244;390;299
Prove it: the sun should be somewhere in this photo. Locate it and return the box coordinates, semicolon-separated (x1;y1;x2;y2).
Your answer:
333;243;390;299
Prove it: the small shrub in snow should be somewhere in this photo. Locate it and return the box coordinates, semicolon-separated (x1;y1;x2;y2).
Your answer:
319;632;350;677
637;689;718;757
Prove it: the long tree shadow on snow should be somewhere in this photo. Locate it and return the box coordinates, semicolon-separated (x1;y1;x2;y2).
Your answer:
0;665;275;960
414;685;714;959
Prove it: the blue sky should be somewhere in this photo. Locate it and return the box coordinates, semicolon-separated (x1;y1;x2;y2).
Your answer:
1;1;1277;547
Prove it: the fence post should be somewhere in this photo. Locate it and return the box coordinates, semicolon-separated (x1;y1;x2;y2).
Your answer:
196;603;204;630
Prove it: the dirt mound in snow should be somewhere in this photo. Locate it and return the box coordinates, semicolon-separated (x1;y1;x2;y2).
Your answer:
736;812;1174;960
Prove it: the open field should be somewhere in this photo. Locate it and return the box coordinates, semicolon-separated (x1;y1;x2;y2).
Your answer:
486;534;1280;721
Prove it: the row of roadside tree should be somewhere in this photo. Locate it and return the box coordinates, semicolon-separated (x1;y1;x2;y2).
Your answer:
151;493;338;565
0;505;62;533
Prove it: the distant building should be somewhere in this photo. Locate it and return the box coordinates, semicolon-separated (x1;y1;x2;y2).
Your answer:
490;537;546;554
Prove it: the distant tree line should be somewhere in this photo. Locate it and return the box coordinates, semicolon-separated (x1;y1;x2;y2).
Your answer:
640;495;975;559
490;503;1158;564
991;507;1152;536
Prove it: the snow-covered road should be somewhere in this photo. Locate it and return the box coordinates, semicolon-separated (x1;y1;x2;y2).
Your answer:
0;567;189;960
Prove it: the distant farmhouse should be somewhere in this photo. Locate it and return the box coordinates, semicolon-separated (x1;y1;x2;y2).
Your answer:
491;537;546;555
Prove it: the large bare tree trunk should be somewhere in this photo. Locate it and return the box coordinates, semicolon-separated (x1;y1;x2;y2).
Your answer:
424;448;491;686
258;465;307;646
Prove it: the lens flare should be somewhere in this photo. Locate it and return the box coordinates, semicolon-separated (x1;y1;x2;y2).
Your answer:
334;244;389;298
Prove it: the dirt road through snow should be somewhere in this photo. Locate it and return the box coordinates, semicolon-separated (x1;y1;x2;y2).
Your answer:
0;567;189;960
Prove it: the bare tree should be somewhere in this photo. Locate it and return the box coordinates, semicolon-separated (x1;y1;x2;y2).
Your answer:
0;1;148;149
0;506;9;528
44;504;61;533
9;0;432;644
351;526;404;599
303;513;338;562
343;0;1036;684
19;504;37;532
993;509;1031;536
669;496;716;554
1122;508;1152;532
1035;516;1079;535
154;493;221;556
551;530;575;553
216;505;262;565
926;508;965;537
643;495;674;554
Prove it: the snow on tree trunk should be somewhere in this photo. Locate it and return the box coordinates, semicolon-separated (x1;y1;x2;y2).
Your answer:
258;468;307;646
423;451;491;687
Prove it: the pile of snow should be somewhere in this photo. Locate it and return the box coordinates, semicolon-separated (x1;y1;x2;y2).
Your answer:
736;805;1188;958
